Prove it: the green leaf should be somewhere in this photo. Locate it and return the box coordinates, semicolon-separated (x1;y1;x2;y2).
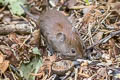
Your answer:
0;0;26;15
19;56;43;80
32;47;41;55
0;0;3;4
84;0;90;5
0;0;6;5
8;0;25;15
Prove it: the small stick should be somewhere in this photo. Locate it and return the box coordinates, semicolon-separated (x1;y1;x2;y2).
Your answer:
74;68;78;80
87;30;120;50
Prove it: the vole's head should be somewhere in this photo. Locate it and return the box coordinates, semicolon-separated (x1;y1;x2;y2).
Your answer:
54;31;84;59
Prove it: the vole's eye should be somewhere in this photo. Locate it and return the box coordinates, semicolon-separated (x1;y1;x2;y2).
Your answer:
71;48;76;54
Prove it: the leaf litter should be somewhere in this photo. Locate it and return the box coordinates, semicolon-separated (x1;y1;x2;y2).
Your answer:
0;0;120;80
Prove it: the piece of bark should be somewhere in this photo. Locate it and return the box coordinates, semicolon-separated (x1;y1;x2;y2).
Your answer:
0;22;33;35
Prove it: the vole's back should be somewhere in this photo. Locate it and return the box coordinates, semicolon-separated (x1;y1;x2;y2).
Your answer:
38;10;84;59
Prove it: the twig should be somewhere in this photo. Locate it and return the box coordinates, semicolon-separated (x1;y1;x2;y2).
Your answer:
0;5;6;12
74;68;78;80
0;23;33;35
47;74;57;80
62;71;71;80
87;30;120;50
101;12;111;24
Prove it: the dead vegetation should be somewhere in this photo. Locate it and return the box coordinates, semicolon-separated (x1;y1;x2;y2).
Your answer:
0;0;120;80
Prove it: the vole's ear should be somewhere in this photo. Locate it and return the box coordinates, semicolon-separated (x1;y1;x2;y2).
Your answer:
56;32;66;42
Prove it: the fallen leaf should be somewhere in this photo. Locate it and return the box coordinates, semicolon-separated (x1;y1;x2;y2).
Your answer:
0;53;4;63
109;2;120;15
0;60;9;73
19;56;43;80
32;47;41;55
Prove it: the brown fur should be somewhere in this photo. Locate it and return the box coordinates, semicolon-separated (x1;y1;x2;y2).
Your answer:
22;6;84;59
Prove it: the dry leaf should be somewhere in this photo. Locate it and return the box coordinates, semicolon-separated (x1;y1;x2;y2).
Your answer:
0;53;4;63
93;32;104;43
0;60;9;73
8;33;22;44
29;29;40;46
109;2;120;15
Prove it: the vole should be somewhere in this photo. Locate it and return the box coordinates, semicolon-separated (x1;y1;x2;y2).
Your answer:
21;4;85;60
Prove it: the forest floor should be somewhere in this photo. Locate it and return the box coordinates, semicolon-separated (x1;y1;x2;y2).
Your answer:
0;0;120;80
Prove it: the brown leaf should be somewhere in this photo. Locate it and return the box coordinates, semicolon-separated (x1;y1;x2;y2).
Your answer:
93;32;104;43
8;33;22;44
0;45;13;57
29;29;40;46
0;60;9;73
0;45;18;66
0;53;4;63
109;2;120;15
